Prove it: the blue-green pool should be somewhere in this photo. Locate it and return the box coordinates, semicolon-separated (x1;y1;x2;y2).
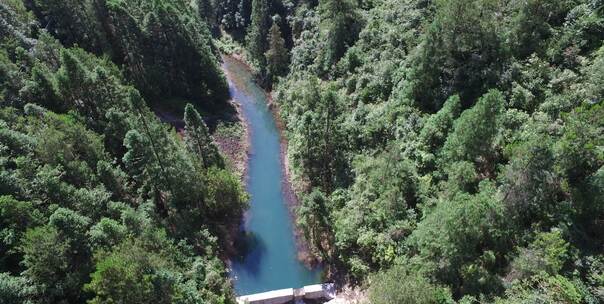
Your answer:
222;56;322;295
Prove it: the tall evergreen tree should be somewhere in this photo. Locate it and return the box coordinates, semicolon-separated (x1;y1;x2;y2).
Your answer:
318;0;359;70
184;103;224;169
441;89;504;165
196;0;217;29
265;16;289;84
298;189;331;258
246;0;270;68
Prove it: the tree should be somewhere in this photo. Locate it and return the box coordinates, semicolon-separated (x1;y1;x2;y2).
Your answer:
419;95;462;152
264;16;289;84
409;181;509;297
500;133;561;228
0;196;42;273
25;0;109;53
418;95;462;172
405;0;505;111
55;49;95;115
19;64;63;112
290;81;348;192
183;103;223;169
507;0;572;59
195;0;217;30
0;6;242;304
86;240;157;304
20;225;83;303
333;151;418;276
496;274;589;304
318;0;359;70
297;189;331;258
217;0;248;32
203;167;248;221
368;265;453;304
508;229;570;281
246;0;269;68
441;90;504;169
0;272;34;304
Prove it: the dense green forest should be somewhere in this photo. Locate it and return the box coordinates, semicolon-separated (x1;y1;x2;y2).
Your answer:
261;0;603;302
1;0;246;303
1;0;604;303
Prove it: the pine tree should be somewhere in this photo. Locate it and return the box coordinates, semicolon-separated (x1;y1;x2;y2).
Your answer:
196;0;216;27
441;89;504;165
264;16;288;84
246;0;269;68
21;64;62;112
319;0;358;70
183;103;224;169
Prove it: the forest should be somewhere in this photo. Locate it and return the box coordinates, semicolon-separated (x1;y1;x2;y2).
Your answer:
1;0;603;303
1;0;246;303
268;0;604;302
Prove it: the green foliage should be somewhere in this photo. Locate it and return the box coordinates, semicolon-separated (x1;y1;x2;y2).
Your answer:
287;80;349;191
0;4;246;303
318;0;361;71
500;126;562;228
441;90;504;165
265;17;289;84
0;196;42;273
409;182;508;296
246;0;270;68
404;0;506;111
86;237;230;304
368;265;453;304
507;0;573;59
24;0;109;53
496;274;590;304
333;150;418;276
217;0;249;32
184;103;224;169
298;189;331;259
509;229;570;280
26;0;229;107
419;95;462;153
0;272;34;304
21;225;87;303
2;0;604;302
275;0;604;300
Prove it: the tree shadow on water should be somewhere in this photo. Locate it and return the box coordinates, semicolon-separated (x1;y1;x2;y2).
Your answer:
233;230;266;277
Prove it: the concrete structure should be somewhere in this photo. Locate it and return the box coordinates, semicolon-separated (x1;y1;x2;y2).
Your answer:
237;288;294;304
303;284;335;300
237;283;335;304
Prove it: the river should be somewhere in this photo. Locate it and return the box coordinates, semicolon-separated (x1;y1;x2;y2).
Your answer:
222;56;322;295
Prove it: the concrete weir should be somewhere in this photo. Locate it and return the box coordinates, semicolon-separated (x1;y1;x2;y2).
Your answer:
236;283;335;304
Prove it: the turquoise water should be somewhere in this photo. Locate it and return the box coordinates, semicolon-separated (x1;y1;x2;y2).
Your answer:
222;56;322;295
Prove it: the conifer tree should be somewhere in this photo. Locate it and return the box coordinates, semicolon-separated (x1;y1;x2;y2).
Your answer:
319;0;358;70
246;0;269;68
265;16;289;84
196;0;216;28
441;89;504;164
21;64;62;112
184;103;224;169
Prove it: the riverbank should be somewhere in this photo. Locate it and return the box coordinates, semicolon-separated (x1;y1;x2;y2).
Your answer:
151;95;249;259
222;54;323;294
212;101;250;180
268;92;321;267
221;54;320;268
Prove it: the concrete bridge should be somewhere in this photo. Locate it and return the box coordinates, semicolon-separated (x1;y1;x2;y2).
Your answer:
236;283;336;304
